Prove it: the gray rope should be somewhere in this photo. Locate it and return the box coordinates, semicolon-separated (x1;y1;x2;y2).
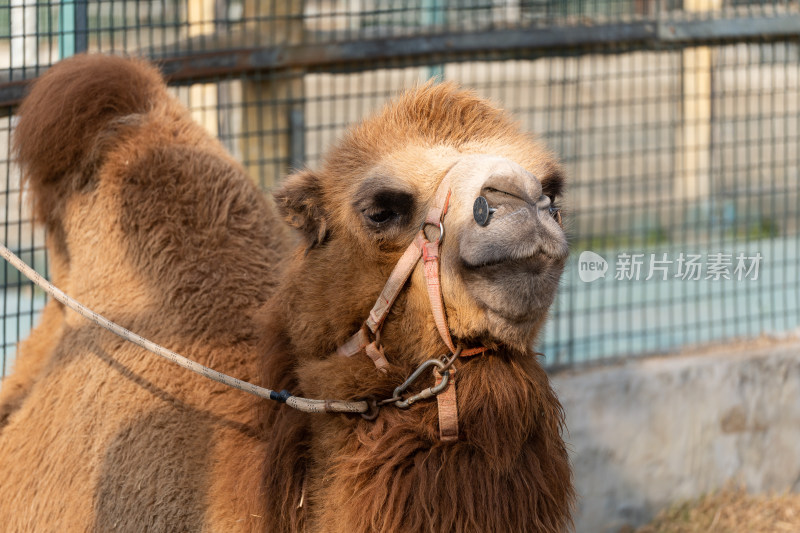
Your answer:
0;243;369;415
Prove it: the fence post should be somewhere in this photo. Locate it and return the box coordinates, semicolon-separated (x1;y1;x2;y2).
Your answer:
676;0;720;207
239;0;306;189
187;0;219;137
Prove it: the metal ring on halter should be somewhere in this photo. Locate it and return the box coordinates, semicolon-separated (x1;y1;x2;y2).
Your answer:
439;344;463;373
360;399;380;420
420;220;445;244
434;221;444;243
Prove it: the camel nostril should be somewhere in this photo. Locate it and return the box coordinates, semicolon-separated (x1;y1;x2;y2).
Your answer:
480;167;543;209
473;196;497;226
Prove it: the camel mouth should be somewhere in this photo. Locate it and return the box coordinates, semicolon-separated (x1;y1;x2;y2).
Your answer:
455;201;567;325
459;242;566;270
460;252;566;322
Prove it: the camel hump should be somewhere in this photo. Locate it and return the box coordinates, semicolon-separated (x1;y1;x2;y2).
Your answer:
14;54;167;223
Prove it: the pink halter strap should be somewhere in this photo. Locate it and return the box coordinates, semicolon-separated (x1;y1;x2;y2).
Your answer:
335;168;486;441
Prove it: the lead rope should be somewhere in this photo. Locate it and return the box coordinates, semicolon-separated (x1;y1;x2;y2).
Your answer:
0;243;371;415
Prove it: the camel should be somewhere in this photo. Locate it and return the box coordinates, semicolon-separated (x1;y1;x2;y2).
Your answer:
0;54;573;532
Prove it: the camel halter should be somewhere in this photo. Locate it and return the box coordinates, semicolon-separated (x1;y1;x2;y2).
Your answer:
336;166;486;442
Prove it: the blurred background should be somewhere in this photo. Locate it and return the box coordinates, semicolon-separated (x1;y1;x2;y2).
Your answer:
0;1;798;530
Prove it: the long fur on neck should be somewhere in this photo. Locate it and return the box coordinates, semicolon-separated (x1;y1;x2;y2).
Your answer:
257;302;573;533
318;354;572;533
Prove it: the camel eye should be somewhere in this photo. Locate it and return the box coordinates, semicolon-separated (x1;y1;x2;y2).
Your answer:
365;208;397;225
354;186;415;232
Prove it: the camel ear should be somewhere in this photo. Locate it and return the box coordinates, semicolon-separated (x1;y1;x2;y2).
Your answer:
274;169;328;248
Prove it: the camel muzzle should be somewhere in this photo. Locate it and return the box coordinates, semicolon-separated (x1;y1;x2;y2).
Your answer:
460;158;567;269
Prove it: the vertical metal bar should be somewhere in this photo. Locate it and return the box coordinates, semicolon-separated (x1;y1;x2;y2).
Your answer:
421;0;444;80
289;107;306;171
74;0;88;53
58;0;74;58
59;0;88;59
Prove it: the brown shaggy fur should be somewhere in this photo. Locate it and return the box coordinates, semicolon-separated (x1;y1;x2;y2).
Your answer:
0;54;573;532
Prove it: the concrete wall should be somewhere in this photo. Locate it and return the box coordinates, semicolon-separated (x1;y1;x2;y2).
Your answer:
552;338;800;532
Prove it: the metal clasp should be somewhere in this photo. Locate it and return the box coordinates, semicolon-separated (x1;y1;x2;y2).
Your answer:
379;358;449;409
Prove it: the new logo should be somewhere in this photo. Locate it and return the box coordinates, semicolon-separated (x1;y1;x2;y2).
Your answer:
578;251;608;283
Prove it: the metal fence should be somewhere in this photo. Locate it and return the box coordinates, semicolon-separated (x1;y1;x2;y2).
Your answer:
0;0;799;378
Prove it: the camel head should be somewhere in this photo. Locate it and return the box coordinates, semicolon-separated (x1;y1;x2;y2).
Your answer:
275;82;567;365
